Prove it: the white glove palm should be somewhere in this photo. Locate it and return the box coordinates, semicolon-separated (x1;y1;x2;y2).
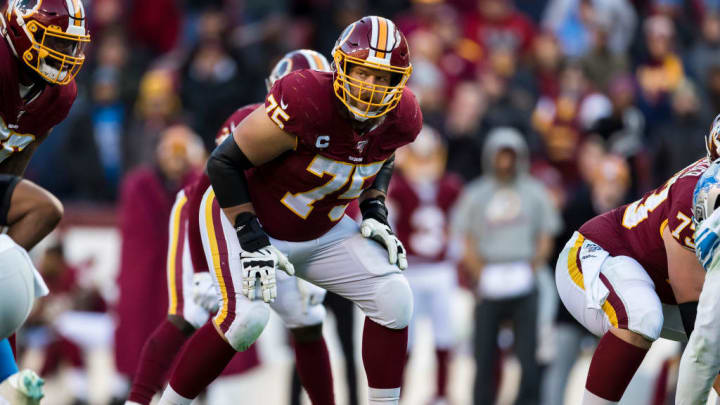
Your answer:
241;245;295;303
360;218;408;270
192;272;220;313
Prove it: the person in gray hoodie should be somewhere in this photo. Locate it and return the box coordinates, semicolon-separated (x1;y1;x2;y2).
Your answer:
452;127;561;405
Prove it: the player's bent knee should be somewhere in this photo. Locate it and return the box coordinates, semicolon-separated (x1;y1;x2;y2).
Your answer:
0;244;35;339
628;306;664;341
371;275;413;330
224;302;270;352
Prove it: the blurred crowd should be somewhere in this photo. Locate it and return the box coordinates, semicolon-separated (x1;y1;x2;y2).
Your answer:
22;0;720;206
19;0;720;403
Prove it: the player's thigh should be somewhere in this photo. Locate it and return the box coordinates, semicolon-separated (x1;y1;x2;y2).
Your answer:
0;235;35;339
199;188;270;350
303;217;413;329
556;232;663;340
269;271;327;329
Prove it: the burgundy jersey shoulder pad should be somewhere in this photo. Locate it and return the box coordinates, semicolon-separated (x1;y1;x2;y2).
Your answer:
266;70;333;141
390;86;423;143
216;103;263;140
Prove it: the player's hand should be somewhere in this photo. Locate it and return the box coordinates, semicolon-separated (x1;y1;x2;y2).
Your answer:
296;278;326;314
235;212;295;303
360;218;408;270
695;207;720;269
192;272;220;313
240;246;294;303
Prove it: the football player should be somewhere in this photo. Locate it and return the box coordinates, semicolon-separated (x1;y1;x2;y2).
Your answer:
159;16;421;405
389;125;462;405
554;122;714;403
125;50;335;405
0;0;89;402
676;117;720;405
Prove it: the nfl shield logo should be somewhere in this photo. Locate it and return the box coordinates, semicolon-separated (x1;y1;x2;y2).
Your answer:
356;140;368;153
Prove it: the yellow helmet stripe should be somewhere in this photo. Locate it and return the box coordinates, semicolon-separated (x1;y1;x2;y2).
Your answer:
376;17;388;59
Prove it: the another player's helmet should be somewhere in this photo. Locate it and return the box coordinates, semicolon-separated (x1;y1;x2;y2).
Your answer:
331;16;412;120
706;114;720;161
266;49;331;91
693;159;720;226
0;0;90;85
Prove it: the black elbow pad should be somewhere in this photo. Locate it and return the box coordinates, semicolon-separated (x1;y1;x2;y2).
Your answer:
206;136;255;208
369;155;395;194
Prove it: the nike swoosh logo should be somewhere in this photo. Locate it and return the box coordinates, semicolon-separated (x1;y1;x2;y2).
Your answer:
280;98;288;110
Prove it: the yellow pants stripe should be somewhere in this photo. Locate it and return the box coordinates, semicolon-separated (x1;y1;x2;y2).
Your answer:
204;190;230;327
167;194;187;315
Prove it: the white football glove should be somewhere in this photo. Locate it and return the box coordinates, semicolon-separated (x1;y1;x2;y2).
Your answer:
361;218;408;270
296;278;326;314
241;245;295;303
0;369;44;405
192;272;220;313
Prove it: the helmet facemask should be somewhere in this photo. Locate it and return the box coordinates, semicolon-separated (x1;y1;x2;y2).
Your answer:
333;50;411;121
23;19;89;85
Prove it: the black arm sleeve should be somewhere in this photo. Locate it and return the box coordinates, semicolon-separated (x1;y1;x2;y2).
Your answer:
206;135;255;209
679;301;698;338
368;154;395;194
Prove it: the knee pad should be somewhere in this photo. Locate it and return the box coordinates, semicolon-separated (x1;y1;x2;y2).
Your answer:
224;302;270;351
372;275;413;330
0;242;37;340
628;304;664;341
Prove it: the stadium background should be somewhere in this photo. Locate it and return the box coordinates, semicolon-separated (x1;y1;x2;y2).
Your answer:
13;0;720;403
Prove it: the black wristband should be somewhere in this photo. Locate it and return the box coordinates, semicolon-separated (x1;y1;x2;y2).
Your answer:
679;301;698;338
359;196;389;225
235;212;270;252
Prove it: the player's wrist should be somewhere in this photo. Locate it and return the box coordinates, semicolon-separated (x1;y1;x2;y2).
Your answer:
234;212;270;252
360;196;389;226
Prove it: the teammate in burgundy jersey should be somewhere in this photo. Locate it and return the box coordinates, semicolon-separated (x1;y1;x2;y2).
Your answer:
0;0;89;399
389;126;462;404
126;50;335;405
159;16;421;405
556;148;710;403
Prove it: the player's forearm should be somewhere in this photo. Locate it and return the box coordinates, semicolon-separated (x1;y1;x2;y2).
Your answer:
677;267;720;404
366;154;395;196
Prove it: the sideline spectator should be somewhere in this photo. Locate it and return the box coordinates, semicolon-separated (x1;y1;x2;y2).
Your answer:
453;127;561;405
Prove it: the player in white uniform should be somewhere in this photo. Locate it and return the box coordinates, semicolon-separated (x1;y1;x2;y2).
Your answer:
677;116;720;404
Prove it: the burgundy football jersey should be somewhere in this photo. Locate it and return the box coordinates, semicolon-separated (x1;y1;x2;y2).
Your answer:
248;70;423;241
0;38;77;165
186;103;261;273
579;158;709;304
388;173;463;263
